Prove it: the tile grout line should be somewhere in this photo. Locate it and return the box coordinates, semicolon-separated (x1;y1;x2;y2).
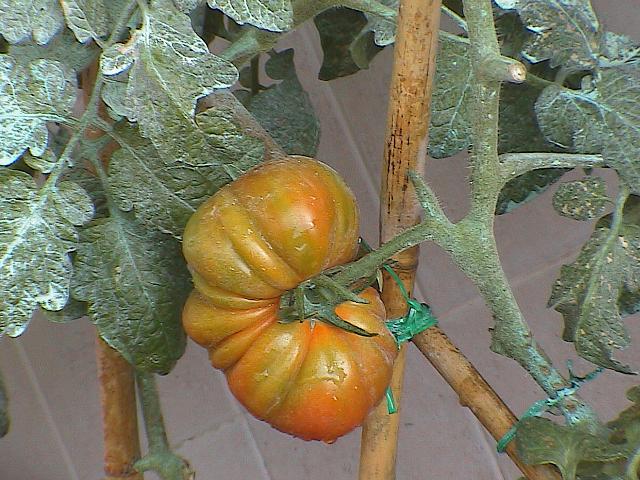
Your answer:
12;339;81;480
221;381;273;480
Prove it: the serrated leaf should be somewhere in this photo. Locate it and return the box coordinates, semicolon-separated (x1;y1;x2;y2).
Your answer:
9;28;99;73
0;0;64;45
0;370;8;438
313;7;382;81
516;417;629;480
239;49;319;157
496;168;568;215
548;197;640;373
552;176;609;221
108;95;266;237
0;56;76;166
174;0;202;12
41;296;87;323
599;31;640;68
60;0;109;44
428;35;473;159
499;0;600;71
71;213;189;373
0;170;94;336
100;0;238;162
536;66;640;195
362;0;397;47
206;0;292;32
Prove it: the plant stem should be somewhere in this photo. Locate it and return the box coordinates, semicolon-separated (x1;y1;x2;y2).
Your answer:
97;337;142;480
499;153;604;181
358;1;442;479
441;4;467;31
135;372;193;480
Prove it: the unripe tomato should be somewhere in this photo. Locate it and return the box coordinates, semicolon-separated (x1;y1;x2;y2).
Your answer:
182;156;397;442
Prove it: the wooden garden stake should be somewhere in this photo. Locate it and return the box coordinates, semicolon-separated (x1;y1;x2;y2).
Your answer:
356;1;562;479
358;1;442;478
96;337;142;480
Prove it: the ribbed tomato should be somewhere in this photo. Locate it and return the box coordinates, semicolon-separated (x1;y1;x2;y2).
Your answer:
182;156;397;442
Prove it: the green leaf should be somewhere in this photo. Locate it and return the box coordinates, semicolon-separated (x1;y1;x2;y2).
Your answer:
9;27;100;73
516;417;629;480
71;212;190;373
108;95;266;238
536;66;640;195
552;176;610;221
59;0;109;43
495;0;600;71
548;196;640;373
41;296;87;323
0;0;64;45
496;168;568;215
239;49;319;157
313;7;382;81
0;170;94;336
361;0;397;47
0;370;8;438
599;31;640;68
100;0;238;157
428;34;473;159
206;0;293;32
0;55;77;166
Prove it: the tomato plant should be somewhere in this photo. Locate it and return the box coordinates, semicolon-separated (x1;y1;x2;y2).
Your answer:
182;156;397;442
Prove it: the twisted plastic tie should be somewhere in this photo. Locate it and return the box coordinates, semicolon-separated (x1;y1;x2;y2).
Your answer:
382;264;438;414
496;361;603;452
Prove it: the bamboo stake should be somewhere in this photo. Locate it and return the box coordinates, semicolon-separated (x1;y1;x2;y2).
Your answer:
96;337;142;480
413;331;561;480
358;1;442;479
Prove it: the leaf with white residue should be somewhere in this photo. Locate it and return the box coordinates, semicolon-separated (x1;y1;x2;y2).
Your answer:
0;0;64;45
100;0;238;160
552;176;610;221
207;0;293;32
536;66;640;195
0;170;93;337
0;55;77;166
60;0;109;43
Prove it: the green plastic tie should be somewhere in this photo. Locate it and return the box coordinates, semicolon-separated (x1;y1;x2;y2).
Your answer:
382;264;438;347
496;361;603;453
385;386;398;414
381;264;438;414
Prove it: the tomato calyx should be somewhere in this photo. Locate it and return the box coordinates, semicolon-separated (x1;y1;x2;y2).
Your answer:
278;274;378;337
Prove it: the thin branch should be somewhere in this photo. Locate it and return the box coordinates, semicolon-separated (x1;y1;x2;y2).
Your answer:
135;372;193;480
499;153;605;181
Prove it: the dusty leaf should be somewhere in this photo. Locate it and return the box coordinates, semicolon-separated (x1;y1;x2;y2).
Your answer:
516;417;629;480
239;49;319;157
71;213;190;373
9;28;99;73
0;0;64;45
495;0;600;71
552;176;610;221
496;169;568;215
428;34;473;159
206;0;292;32
100;0;238;156
60;0;109;43
599;31;640;67
0;56;77;166
361;0;397;47
108;97;265;238
0;170;93;336
548;196;640;373
536;66;640;195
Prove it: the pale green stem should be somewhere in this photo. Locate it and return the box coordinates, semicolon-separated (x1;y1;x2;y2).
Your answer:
499;153;604;181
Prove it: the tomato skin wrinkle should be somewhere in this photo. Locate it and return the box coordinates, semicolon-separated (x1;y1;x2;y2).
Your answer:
182;156;397;442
